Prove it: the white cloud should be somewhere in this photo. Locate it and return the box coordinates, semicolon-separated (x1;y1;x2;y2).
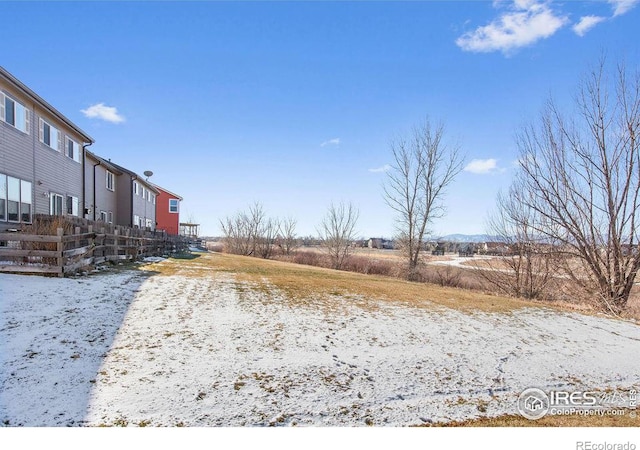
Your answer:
456;1;568;54
464;158;505;175
320;138;341;147
572;15;606;36
609;0;639;16
81;103;125;124
368;164;391;173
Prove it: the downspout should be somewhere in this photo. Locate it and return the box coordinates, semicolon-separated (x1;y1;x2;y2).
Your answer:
131;174;137;227
82;142;93;219
91;158;101;221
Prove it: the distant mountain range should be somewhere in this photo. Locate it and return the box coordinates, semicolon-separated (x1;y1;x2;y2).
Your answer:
434;234;504;243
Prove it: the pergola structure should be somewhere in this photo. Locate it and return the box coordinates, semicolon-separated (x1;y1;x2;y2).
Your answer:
179;222;200;239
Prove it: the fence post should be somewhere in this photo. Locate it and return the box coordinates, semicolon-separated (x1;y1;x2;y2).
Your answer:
114;229;120;262
56;227;64;278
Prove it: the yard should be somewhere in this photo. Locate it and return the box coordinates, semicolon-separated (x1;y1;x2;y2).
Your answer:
0;252;638;426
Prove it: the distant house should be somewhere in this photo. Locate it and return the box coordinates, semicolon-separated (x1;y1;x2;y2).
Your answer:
152;184;182;235
84;151;122;224
367;238;394;250
106;162;158;230
431;242;446;255
0;66;94;231
479;241;511;256
458;243;475;257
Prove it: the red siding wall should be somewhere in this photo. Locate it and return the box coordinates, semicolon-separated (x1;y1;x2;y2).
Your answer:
155;188;180;235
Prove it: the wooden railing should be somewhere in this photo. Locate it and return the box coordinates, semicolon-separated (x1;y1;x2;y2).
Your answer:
0;218;189;277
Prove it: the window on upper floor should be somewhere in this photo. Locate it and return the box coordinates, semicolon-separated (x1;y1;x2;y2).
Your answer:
0;92;30;134
106;171;115;191
169;198;179;213
133;181;139;195
39;118;62;151
152;194;156;205
65;136;80;162
108;211;113;224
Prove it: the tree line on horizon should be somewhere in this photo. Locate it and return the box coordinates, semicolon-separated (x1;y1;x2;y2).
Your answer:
219;57;640;316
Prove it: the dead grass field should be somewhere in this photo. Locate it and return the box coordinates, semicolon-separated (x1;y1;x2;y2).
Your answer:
153;252;543;314
431;412;638;427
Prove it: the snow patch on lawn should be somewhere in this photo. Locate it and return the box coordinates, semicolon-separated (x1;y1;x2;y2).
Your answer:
1;270;639;426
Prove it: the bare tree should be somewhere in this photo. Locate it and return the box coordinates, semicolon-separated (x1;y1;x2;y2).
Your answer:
512;59;640;315
220;202;280;258
476;183;558;299
277;216;299;255
317;201;359;270
384;119;464;280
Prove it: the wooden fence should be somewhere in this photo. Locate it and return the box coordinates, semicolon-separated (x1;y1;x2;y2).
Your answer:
0;216;189;277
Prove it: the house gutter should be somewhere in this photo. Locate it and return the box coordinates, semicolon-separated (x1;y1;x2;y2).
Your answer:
82;143;93;219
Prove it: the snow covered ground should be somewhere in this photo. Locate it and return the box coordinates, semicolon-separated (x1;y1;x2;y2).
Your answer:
1;262;639;427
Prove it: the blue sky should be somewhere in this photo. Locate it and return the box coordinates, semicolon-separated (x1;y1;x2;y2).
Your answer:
3;0;639;237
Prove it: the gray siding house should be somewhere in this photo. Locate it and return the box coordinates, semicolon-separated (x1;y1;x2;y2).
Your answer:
108;162;158;231
0;67;93;231
84;151;122;225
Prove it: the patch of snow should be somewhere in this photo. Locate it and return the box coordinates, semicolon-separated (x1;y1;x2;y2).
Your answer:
1;270;639;427
143;257;166;263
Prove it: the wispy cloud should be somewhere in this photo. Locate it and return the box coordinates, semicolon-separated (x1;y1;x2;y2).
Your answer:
320;138;341;147
609;0;639;16
464;158;505;175
572;15;606;36
456;0;567;55
81;103;125;124
368;164;391;173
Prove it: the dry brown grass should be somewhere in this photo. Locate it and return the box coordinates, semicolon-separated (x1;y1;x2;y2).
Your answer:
428;412;639;427
146;252;553;314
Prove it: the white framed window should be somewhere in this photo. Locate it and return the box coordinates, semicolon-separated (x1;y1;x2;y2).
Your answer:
65;136;80;162
108;211;113;224
7;177;20;221
0;92;30;134
106;171;115;191
20;180;32;222
141;186;146;199
152;194;156;205
99;210;107;222
2;175;31;222
66;195;79;216
133;181;139;195
50;193;64;216
145;218;153;229
169;198;179;213
0;174;6;221
39;118;62;150
133;214;140;227
147;190;151;202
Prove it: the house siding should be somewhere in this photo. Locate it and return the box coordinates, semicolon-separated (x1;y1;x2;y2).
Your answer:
155;187;180;235
32;105;85;216
85;153;119;223
132;179;156;230
1;68;92;230
115;174;132;227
